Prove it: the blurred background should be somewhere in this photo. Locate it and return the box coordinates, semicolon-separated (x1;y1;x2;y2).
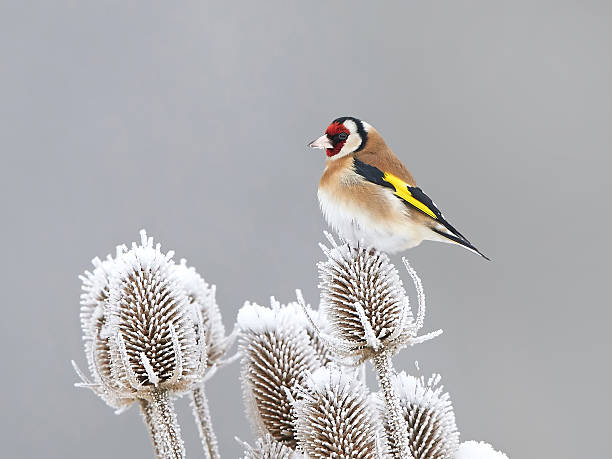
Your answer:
1;1;610;457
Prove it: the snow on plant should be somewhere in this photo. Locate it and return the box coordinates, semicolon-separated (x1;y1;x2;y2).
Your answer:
72;231;508;459
455;441;509;459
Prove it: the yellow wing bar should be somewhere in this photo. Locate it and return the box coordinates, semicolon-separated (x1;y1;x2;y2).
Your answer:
382;173;439;220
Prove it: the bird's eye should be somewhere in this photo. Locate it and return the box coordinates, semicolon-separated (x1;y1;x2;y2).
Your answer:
338;132;348;141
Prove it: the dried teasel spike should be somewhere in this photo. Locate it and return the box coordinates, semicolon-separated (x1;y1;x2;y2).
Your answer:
105;230;204;397
455;441;509;459
317;233;442;363
293;367;383;459
381;371;459;459
105;230;207;458
74;230;206;458
237;301;320;449
237;434;303;459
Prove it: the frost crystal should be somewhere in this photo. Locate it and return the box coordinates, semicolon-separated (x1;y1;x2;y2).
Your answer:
240;434;303;459
238;301;320;449
382;372;459;459
293;367;382;459
455;441;509;459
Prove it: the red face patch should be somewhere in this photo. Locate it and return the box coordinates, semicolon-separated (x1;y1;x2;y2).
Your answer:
324;122;350;157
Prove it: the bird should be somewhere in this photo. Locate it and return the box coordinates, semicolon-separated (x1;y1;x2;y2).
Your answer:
309;116;489;259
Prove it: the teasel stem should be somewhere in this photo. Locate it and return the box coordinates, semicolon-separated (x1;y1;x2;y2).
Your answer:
372;350;412;459
149;389;186;459
191;383;220;459
139;399;163;458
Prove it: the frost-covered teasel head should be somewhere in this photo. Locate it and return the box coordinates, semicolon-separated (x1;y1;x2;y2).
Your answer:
317;233;441;364
240;434;303;459
293;367;382;459
75;230;207;406
105;230;206;398
173;260;230;368
237;301;320;449
380;371;459;459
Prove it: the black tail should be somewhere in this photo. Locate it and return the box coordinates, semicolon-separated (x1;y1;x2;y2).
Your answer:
431;227;490;260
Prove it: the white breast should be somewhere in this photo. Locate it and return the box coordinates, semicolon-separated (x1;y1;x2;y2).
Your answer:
317;187;427;253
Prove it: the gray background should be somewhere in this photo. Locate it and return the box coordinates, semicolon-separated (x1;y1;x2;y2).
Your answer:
1;1;610;458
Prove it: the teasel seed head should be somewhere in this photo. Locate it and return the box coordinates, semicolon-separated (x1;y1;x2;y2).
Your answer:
173;259;231;369
455;441;509;459
293;366;383;459
74;230;207;408
239;434;304;459
237;301;320;449
104;230;206;399
317;232;441;364
380;371;459;459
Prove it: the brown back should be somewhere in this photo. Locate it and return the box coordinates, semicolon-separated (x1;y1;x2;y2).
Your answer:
354;128;417;186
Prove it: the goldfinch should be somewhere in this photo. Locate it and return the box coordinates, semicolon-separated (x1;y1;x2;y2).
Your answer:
309;116;489;259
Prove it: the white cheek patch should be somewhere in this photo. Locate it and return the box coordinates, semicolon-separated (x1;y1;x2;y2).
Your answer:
340;133;362;155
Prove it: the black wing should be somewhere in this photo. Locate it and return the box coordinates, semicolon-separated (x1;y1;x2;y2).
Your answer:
353;158;489;259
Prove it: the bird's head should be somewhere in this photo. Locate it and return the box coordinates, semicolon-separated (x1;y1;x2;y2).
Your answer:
309;116;371;159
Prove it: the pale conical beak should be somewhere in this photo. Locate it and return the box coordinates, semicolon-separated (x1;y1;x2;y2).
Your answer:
308;134;332;150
